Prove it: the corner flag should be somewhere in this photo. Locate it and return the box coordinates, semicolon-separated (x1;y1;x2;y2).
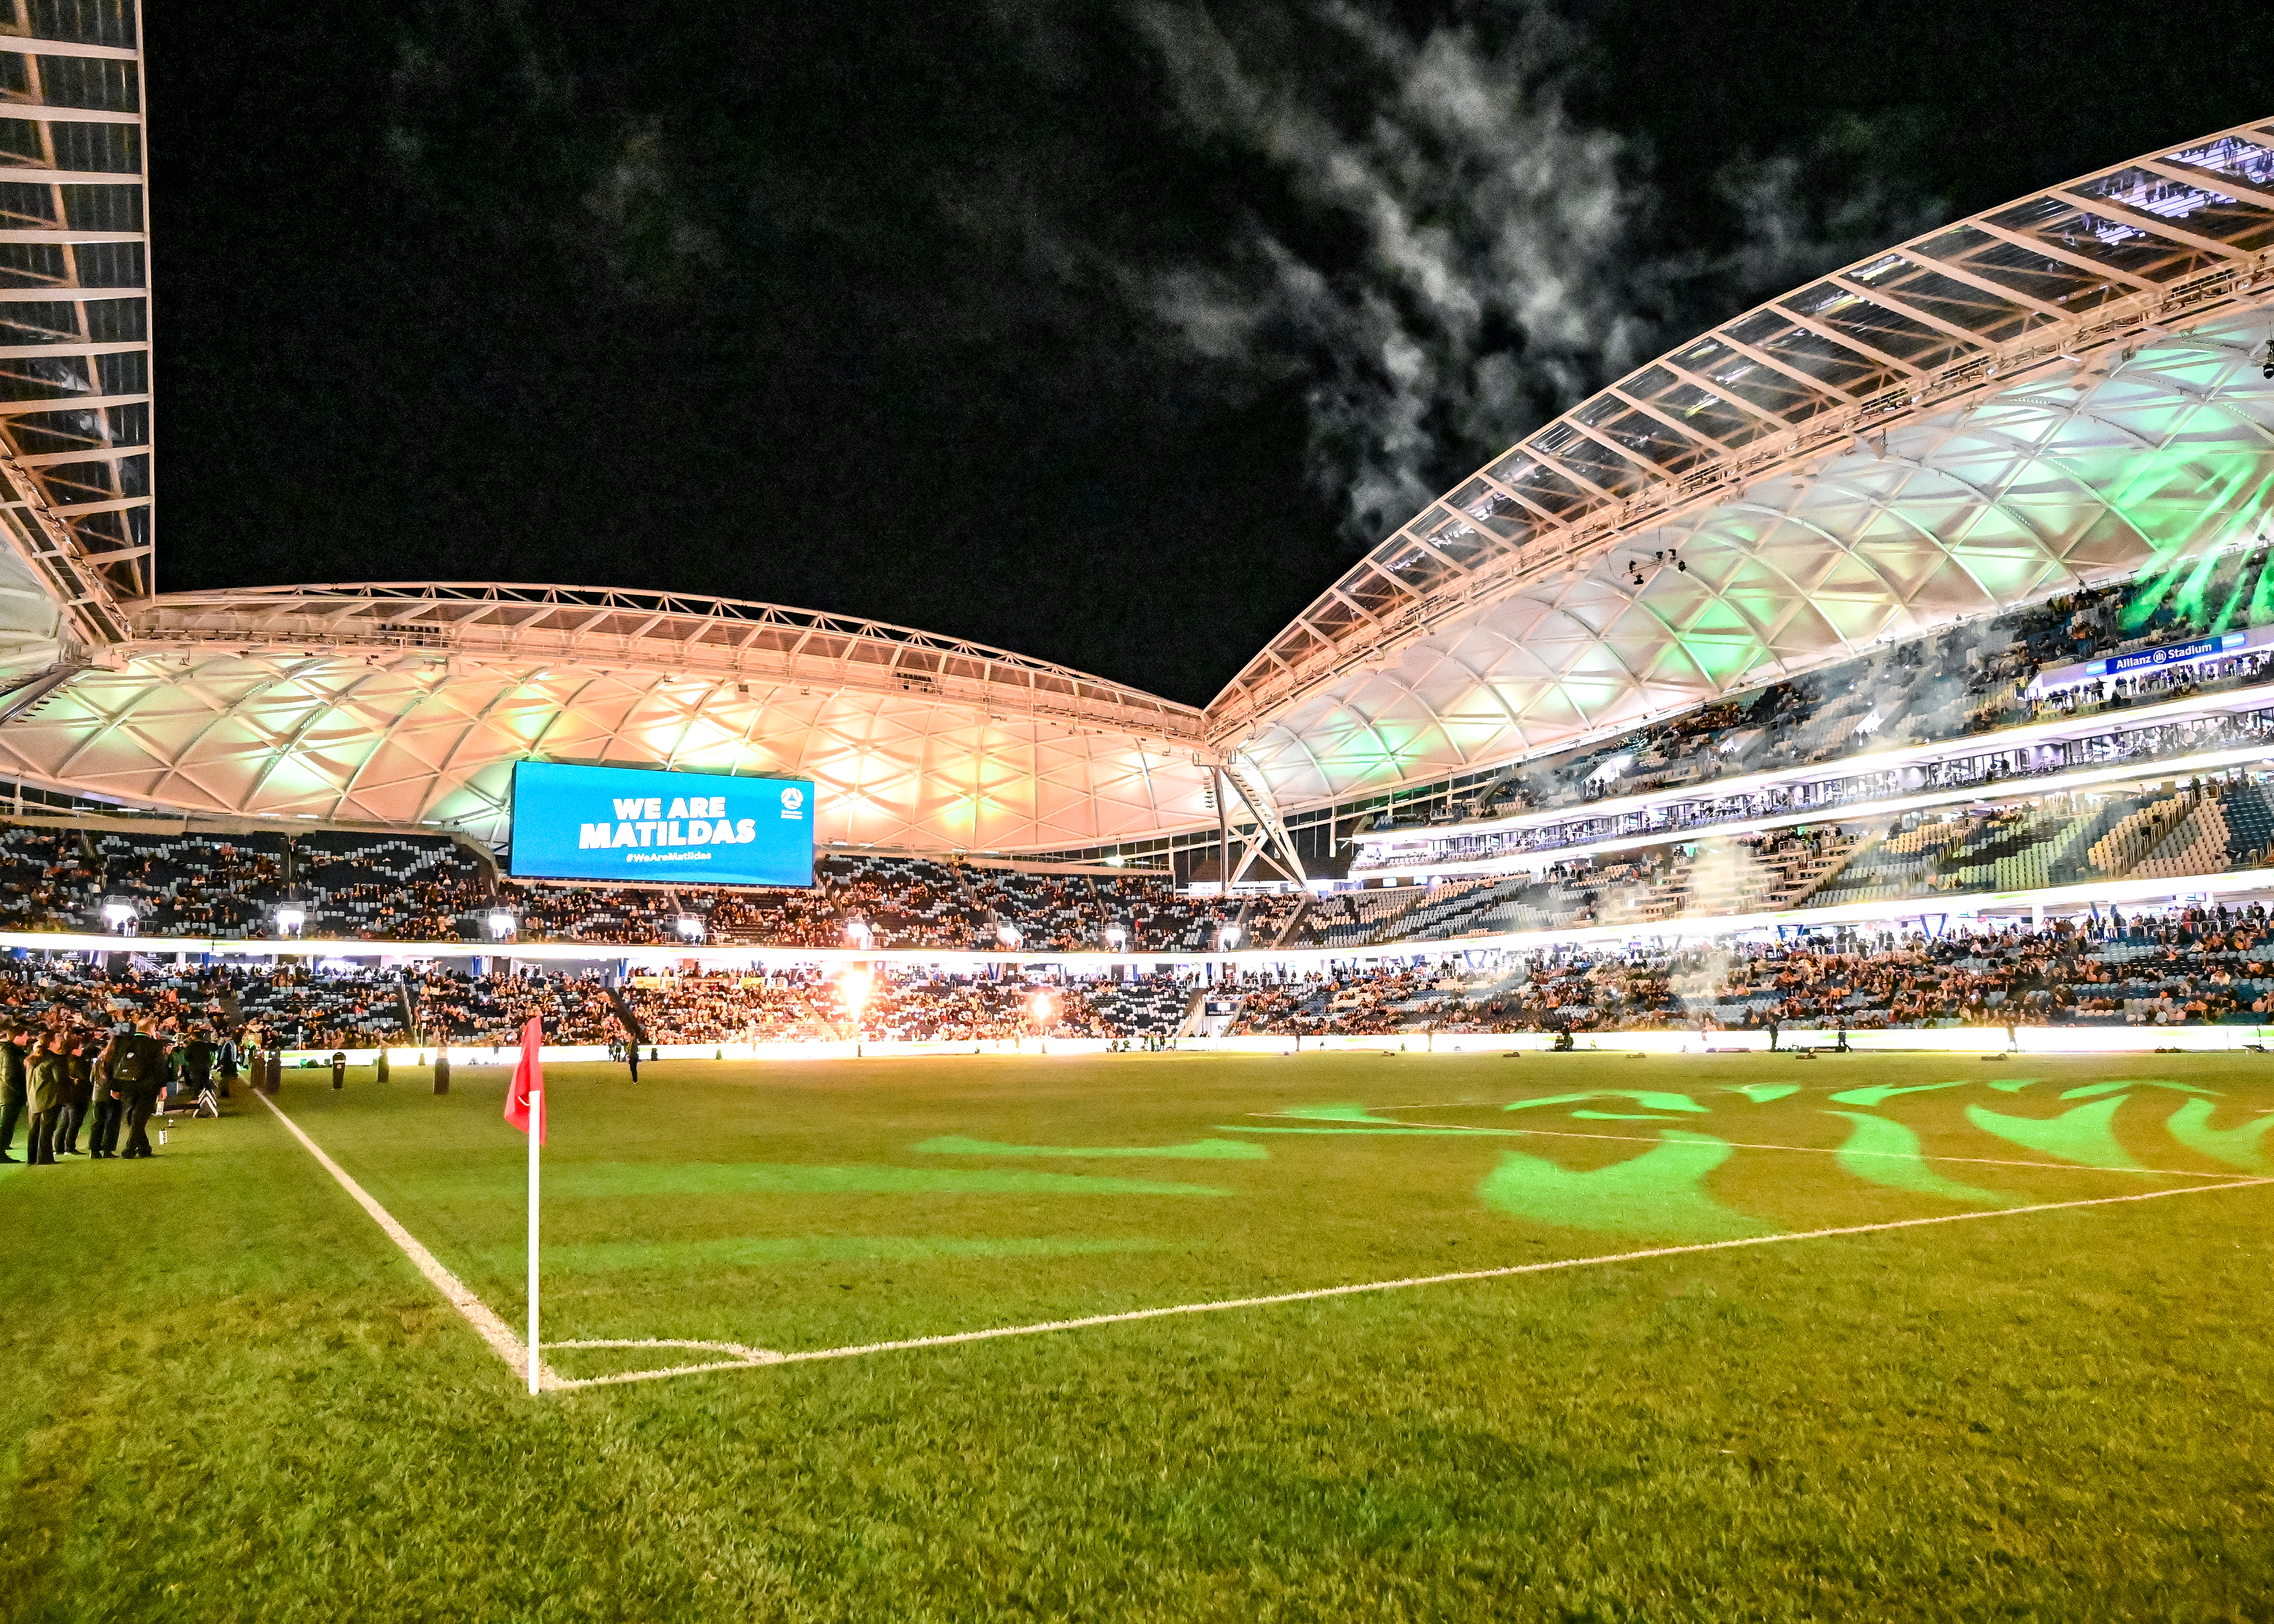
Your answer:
507;1014;544;1395
505;1015;545;1142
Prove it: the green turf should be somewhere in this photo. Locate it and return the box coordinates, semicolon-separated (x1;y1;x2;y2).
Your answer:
7;1048;2274;1620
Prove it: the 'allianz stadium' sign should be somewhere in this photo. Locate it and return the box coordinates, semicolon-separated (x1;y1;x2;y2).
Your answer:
2029;627;2271;696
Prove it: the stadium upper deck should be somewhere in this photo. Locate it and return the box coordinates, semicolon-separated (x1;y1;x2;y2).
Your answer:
0;59;2265;875
1215;120;2274;818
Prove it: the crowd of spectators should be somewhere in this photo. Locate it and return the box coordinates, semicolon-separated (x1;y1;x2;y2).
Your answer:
1217;902;2274;1036
0;827;1281;955
5;900;2273;1052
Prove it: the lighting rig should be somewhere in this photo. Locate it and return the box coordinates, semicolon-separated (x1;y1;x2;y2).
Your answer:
1624;546;1686;588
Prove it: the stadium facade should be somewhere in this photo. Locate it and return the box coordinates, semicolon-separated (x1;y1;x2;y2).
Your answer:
0;4;2270;938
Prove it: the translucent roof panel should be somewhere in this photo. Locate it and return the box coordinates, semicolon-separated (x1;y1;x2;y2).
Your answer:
0;584;1210;853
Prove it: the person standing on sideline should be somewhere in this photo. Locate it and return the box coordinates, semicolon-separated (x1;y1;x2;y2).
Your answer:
179;1028;216;1106
0;1022;27;1163
113;1015;172;1159
216;1029;239;1098
375;1043;389;1084
89;1021;128;1158
57;1029;93;1155
433;1047;450;1095
330;1049;348;1089
24;1030;67;1164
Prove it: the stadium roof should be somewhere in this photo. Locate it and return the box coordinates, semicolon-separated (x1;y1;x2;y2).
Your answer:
0;6;151;643
1211;118;2274;814
0;583;1212;850
3;96;2274;857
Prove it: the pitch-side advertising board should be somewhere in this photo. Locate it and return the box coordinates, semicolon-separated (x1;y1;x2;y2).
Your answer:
507;761;815;887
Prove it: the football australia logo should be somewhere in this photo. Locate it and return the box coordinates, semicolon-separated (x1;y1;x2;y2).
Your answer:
781;785;806;819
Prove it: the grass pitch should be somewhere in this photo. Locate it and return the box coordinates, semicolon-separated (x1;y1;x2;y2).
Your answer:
6;1048;2274;1620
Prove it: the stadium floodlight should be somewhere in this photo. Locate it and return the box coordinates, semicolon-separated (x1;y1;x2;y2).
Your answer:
840;968;873;1016
273;904;306;937
1103;924;1128;951
101;898;136;931
1217;923;1242;951
846;919;875;950
996;923;1022;948
486;908;517;940
674;913;704;941
1030;992;1053;1024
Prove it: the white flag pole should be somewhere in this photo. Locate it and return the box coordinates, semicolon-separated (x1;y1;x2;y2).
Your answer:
527;1065;541;1396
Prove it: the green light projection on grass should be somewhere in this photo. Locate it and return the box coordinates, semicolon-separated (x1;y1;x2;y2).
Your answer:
1826;1113;2018;1207
2162;1099;2274;1173
1985;1079;2039;1093
1730;1085;1801;1104
1223;1125;1516;1137
416;1163;1232;1199
1279;1103;1412;1124
481;1234;1184;1276
914;1135;1267;1161
2058;1080;2216;1100
1829;1080;1970;1107
1962;1098;2143;1172
1476;1130;1771;1241
1503;1091;1708;1114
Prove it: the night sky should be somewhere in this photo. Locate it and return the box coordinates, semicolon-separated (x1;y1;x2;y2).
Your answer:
145;2;2267;707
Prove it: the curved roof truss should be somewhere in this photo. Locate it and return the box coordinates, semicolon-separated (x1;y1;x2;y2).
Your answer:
136;583;1204;745
0;7;154;644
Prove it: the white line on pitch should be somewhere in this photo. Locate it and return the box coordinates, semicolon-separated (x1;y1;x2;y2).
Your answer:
550;1175;2274;1392
255;1090;553;1391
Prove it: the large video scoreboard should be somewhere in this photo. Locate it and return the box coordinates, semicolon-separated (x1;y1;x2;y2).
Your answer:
507;762;815;887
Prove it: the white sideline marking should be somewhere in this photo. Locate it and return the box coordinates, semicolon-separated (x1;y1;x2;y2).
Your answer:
547;1175;2274;1392
1269;1112;2250;1182
255;1090;555;1391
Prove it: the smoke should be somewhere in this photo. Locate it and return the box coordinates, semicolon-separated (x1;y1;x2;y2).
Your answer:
376;0;1947;584
1120;3;1946;551
1126;1;1645;543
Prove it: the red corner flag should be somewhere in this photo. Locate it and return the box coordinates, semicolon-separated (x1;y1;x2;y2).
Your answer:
505;1015;545;1143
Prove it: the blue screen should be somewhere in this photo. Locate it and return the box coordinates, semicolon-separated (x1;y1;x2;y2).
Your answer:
508;762;815;887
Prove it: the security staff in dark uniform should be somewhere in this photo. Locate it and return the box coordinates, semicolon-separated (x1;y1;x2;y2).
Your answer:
113;1016;171;1159
0;1023;27;1163
24;1030;66;1165
330;1049;348;1089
